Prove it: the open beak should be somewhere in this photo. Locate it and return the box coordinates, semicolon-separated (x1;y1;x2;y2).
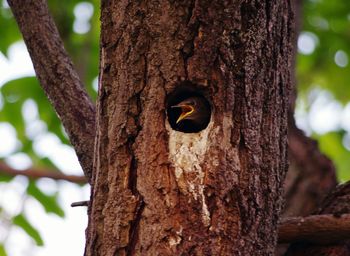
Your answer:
171;104;194;124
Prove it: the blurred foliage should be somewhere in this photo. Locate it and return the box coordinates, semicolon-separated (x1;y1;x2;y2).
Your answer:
12;214;44;246
297;0;350;181
0;5;21;57
0;0;350;253
316;131;350;181
0;0;99;253
0;244;7;256
298;0;350;101
27;180;65;217
1;77;68;145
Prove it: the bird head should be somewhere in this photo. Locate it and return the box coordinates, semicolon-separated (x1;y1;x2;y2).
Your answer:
171;96;210;125
171;99;195;124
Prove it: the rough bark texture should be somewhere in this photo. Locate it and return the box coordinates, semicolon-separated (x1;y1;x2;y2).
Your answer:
8;0;95;182
86;1;294;255
285;182;350;256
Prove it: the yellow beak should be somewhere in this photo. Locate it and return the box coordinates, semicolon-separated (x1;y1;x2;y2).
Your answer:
172;104;194;124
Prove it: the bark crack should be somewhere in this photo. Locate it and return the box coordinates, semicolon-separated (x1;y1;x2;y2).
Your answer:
186;0;196;25
264;1;272;32
125;198;145;256
181;21;200;80
124;47;149;255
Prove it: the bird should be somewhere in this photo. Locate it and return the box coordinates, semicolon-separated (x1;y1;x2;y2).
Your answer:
171;96;211;132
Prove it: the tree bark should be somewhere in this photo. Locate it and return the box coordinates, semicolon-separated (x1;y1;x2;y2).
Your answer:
85;1;294;255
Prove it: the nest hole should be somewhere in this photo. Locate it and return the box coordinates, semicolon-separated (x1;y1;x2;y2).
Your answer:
166;82;211;133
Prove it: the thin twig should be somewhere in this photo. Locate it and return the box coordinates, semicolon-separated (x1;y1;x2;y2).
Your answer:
0;162;87;184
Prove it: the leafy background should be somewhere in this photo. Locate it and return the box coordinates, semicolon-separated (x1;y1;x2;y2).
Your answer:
0;0;350;255
0;0;98;255
296;0;350;181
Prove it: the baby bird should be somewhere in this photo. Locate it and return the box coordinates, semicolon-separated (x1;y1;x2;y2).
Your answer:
171;96;211;132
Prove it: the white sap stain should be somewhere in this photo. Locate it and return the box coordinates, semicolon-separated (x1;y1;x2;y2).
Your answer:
166;121;217;227
168;226;183;247
169;235;182;247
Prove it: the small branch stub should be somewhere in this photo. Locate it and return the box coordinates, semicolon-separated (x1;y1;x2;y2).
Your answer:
71;200;89;207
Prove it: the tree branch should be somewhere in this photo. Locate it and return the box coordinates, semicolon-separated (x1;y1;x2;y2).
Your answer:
284;182;350;255
278;214;350;244
0;162;87;184
7;0;95;183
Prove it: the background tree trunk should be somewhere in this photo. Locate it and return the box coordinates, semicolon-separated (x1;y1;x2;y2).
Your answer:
283;115;337;218
276;0;338;254
282;0;337;220
85;1;294;255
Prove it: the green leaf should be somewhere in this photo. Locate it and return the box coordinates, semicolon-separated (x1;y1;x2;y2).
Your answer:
0;12;22;56
298;0;350;103
12;214;44;246
27;181;65;217
0;173;15;183
39;157;60;170
315;131;350;182
0;244;7;256
0;77;70;144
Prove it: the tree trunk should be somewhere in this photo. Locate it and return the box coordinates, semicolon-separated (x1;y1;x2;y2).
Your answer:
85;1;294;255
